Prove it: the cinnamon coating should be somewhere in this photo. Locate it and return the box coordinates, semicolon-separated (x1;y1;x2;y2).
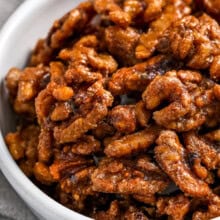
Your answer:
94;0;131;27
155;130;212;197
50;150;96;211
6;66;49;117
54;80;113;144
158;14;220;80
156;194;190;220
60;35;117;84
94;200;149;220
109;105;136;134
4;0;220;219
184;131;220;170
108;55;179;95
105;26;140;66
30;1;95;66
136;0;191;59
65;135;101;155
104;126;160;157
143;70;220;131
193;195;220;220
5;125;40;177
135;101;151;127
143;71;192;131
91;156;170;195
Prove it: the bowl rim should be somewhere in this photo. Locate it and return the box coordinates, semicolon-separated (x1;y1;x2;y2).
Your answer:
0;1;91;219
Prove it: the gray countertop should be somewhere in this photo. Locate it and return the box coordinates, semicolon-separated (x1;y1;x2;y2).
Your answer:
0;1;37;219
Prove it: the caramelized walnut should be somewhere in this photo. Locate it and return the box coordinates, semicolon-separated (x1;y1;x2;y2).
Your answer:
155;130;212;197
91;157;170;195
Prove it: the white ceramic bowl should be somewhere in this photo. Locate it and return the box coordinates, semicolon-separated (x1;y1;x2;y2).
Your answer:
0;0;91;219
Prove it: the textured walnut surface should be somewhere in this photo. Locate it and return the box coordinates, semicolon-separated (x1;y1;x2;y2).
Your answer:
4;0;220;219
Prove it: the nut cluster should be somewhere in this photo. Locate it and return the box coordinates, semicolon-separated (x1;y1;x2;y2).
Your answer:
5;0;220;219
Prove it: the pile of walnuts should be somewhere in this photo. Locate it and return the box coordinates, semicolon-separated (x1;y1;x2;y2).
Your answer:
5;0;220;219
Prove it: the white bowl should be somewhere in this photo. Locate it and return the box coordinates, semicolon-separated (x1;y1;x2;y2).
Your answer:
0;0;91;219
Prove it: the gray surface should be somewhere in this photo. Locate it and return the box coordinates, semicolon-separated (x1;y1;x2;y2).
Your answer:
0;0;37;219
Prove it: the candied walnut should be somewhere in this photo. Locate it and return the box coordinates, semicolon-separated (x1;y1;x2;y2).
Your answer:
35;81;75;162
135;101;151;127
143;71;191;130
52;86;74;101
123;0;146;24
35;63;69;123
65;135;101;155
20;126;40;161
29;1;95;66
136;0;191;59
92;121;115;139
50;154;93;181
144;0;165;23
5;125;39;161
35;87;55;125
19;160;35;177
123;206;149;220
136;155;164;174
49;61;66;85
91;157;170;195
34;162;54;185
143;70;217;131
108;55;178;95
109;105;136;134
95;200;149;220
104;126;160;157
132;157;165;205
184;132;220;170
50;150;96;211
59;35;117;84
158;14;220;80
13;100;35;117
193;195;220;220
74;80;113;109
189;156;209;180
156;194;190;220
54;81;113;144
5;131;25;160
94;0;131;27
37;128;53;163
16;66;50;102
54;103;109;144
205;102;220;127
50;102;72;122
105;26;140;66
48;1;95;49
58;166;96;211
176;69;203;84
155;130;212;197
133;194;156;205
29;39;53;66
94;200;121;220
5;125;40;177
5;65;49;117
5;68;22;99
36;76;72;124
